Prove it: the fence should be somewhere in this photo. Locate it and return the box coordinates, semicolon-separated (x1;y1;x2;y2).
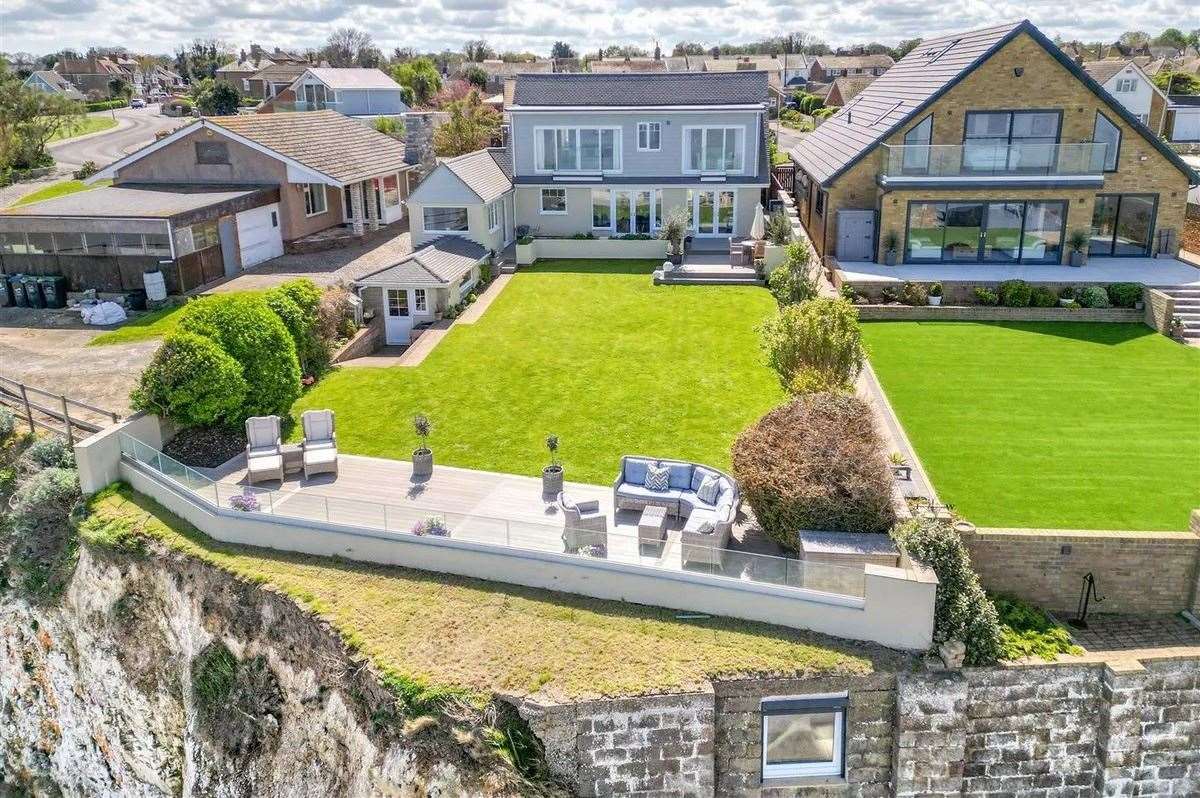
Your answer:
0;374;120;443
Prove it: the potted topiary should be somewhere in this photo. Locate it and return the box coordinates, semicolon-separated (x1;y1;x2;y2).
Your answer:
883;230;901;266
927;282;943;306
542;434;563;494
1067;229;1088;267
1058;286;1075;307
658;207;688;266
412;413;433;477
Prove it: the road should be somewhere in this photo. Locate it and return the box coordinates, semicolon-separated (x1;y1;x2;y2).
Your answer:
770;121;807;155
47;104;188;171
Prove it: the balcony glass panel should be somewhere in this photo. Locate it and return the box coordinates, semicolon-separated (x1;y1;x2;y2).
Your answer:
882;143;1108;179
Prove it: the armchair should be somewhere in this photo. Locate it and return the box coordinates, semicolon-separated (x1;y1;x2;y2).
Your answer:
559;492;607;551
245;415;284;485
301;409;338;480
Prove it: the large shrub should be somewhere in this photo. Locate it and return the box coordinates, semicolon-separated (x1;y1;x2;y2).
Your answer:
732;393;896;547
0;407;15;442
1106;282;1142;309
1076;285;1110;308
131;331;249;427
997;279;1032;308
24;436;75;469
264;279;329;376
178;294;300;418
892;519;1003;666
766;240;817;306
1029;286;1057;307
759;298;864;395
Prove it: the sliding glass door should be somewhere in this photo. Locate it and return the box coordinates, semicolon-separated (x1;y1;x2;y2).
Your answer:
1089;194;1156;257
905;199;1066;264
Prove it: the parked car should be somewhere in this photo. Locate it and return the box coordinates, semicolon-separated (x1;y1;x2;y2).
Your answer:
130;98;146;109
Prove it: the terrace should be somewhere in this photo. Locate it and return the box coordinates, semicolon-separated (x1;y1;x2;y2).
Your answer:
878;142;1109;188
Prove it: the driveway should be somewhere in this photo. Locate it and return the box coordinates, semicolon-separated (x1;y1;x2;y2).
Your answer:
48;104;188;171
771;121;807;154
0;308;158;415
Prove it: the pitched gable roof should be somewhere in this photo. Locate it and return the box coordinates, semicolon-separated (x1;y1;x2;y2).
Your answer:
813;54;894;71
442;148;513;203
1080;60;1129;85
512;71;768;107
828;75;877;106
301;67;402;90
791;20;1199;187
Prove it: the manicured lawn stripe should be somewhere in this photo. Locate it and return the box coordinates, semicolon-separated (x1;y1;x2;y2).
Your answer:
862;321;1200;531
292;259;785;485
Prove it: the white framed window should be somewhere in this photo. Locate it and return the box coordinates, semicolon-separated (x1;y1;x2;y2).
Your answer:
1115;78;1137;93
303;183;327;216
423;206;469;232
592;188;611;228
413;288;427;313
683;126;745;173
535;127;620;173
487;200;501;231
386;289;408;317
637;121;661;151
761;694;846;781
540;188;567;214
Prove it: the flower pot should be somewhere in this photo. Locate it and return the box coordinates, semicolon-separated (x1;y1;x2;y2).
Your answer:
1069;251;1086;267
542;465;563;495
1059;298;1073;307
668;252;683;266
885;251;897;267
412;448;433;478
892;465;912;481
927;295;942;306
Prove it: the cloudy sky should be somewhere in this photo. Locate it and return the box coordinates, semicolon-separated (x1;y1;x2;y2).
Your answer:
0;0;1190;57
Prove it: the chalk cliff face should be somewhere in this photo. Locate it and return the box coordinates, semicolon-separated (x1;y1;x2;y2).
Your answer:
0;544;527;797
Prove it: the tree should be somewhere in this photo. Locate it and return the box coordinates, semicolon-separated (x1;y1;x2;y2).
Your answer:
893;38;923;59
131;332;248;427
653;41;662;61
432;90;502;157
463;65;488;90
107;76;132;101
0;75;82;171
1153;28;1187;50
391;57;442;107
1118;30;1151;49
191;78;240;115
551;41;577;59
463;40;495;63
1154;70;1200;95
430;78;476;109
174;39;230;82
672;42;706;56
1188;29;1200;49
767;241;818;306
758;297;864;395
322;28;381;68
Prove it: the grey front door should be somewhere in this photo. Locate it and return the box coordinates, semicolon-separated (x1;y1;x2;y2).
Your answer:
217;216;239;275
836;210;875;261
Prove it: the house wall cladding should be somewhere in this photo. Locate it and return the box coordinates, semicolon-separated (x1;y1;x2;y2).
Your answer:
522;657;1200;797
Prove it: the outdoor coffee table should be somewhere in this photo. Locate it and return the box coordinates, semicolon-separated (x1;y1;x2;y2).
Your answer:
638;505;668;546
280;443;304;476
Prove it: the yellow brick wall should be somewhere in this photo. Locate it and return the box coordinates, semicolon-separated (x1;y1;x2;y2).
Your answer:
817;31;1192;265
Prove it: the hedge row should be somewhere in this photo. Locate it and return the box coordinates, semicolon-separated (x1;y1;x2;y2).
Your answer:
84;99;128;112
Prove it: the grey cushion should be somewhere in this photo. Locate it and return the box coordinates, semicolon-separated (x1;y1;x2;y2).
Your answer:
575;499;600;514
249;445;279;458
617;484;681;504
667;462;693;490
645;464;671;492
624;458;651;485
696;474;721;504
690;466;718;492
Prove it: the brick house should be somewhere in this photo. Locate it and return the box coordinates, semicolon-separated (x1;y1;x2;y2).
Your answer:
807;54;894;83
788;19;1199;266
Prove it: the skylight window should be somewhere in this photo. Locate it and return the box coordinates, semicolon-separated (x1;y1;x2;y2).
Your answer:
921;39;961;64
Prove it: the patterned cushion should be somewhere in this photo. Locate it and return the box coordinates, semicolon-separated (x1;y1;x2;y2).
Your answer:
690;466;717;492
696;474;722;505
644;464;671;493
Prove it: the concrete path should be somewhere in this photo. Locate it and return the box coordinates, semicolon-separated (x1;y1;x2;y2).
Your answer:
856;361;940;504
393;320;453;366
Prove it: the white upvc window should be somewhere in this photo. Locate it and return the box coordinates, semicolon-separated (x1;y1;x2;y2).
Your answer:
303;183;327;216
422;206;469;232
761;694;847;781
540;188;567;214
487;200;501;231
637;121;661;151
535;127;621;173
683;126;746;173
1115;78;1137;93
413;288;428;313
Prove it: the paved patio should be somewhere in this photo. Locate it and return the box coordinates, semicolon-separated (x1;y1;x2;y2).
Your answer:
835;256;1200;287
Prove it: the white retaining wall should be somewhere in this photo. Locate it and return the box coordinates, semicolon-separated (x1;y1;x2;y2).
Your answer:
516;238;668;265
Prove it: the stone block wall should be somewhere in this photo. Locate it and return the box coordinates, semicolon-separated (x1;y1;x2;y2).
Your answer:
1144;287;1176;335
403;111;450;173
1183;203;1200;255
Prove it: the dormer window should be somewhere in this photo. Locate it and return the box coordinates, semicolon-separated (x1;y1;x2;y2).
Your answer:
536;127;620;173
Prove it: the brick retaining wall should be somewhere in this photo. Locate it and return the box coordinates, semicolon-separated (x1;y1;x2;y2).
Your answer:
856;304;1145;323
962;527;1200;615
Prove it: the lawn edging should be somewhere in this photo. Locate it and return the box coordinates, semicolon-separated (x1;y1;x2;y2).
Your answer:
962;522;1200;616
855;305;1145;323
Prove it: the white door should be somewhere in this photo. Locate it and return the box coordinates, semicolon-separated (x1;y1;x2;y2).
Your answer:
384;289;412;345
836;209;875;262
235;204;284;268
693;190;736;236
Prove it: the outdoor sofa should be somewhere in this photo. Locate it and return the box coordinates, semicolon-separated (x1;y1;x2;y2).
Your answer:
613;456;739;567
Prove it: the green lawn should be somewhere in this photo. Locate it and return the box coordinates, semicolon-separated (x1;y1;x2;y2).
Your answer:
292;260;785;484
11;179;110;207
862;321;1200;531
88;302;186;346
48;115;118;142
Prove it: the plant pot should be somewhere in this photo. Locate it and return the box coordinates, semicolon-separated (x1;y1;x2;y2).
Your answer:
892;465;912;481
885;251;897;267
668;252;683;266
1059;298;1073;307
412;448;433;478
542;465;563;495
1069;251;1086;267
927;296;942;307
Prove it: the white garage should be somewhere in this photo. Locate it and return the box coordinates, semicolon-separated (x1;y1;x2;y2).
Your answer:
235;203;284;268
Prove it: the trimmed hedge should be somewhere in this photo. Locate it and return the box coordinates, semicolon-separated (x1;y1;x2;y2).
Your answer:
1029;286;1057;307
131;331;249;427
732;393;896;549
997;279;1032;308
177;294;301;418
1106;282;1143;309
84;99;127;112
1076;285;1110;308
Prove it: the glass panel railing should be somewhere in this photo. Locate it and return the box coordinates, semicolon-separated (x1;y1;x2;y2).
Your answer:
882;142;1108;178
118;434;866;598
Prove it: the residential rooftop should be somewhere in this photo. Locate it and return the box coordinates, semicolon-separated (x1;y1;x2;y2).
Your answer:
440;148;512;203
0;184;275;219
511;70;770;107
302;67;402;90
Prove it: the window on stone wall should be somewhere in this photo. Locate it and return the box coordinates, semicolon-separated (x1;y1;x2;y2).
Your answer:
760;694;847;780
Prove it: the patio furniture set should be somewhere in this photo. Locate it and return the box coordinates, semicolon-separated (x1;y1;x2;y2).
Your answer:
245;410;339;485
560;456;740;569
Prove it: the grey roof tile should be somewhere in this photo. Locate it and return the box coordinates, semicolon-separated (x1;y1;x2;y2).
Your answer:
357;236;488;286
441;148;513;203
512;71;768;107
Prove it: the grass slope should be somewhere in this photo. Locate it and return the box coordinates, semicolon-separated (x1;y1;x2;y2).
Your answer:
292;260;785;484
88;302;186;346
11;179;111;207
82;485;894;700
48;115;118;142
862;321;1200;531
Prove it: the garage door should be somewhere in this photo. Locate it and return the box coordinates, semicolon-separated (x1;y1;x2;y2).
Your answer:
235;204;284;268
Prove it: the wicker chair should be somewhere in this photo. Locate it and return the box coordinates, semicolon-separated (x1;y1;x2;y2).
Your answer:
559;492;608;551
300;409;338;480
245;415;284;485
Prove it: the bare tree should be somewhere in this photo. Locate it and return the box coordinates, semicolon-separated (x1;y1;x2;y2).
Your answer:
463;40;495;63
322;28;381;68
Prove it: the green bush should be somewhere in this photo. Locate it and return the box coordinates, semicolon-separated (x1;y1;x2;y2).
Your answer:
973;287;999;306
767;240;817;306
177;294;300;418
1076;285;1110;308
0;407;14;442
265;279;328;377
997;279;1032;308
900;281;927;306
733;393;896;547
131;331;249;427
24;436;75;469
6;466;81;598
765;210;792;246
84;99;127;112
758;297;864;394
892;519;1004;665
992;594;1082;661
1106;282;1143;309
9;466;79;534
1030;286;1057;307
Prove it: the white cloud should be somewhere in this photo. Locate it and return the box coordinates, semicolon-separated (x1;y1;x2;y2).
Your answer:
0;0;1189;57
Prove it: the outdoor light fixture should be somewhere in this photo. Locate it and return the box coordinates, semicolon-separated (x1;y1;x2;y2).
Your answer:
1013;67;1024;77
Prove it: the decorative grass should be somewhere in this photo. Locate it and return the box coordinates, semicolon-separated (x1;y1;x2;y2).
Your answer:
291;259;786;485
11;179;111;207
80;485;898;700
862;321;1200;531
